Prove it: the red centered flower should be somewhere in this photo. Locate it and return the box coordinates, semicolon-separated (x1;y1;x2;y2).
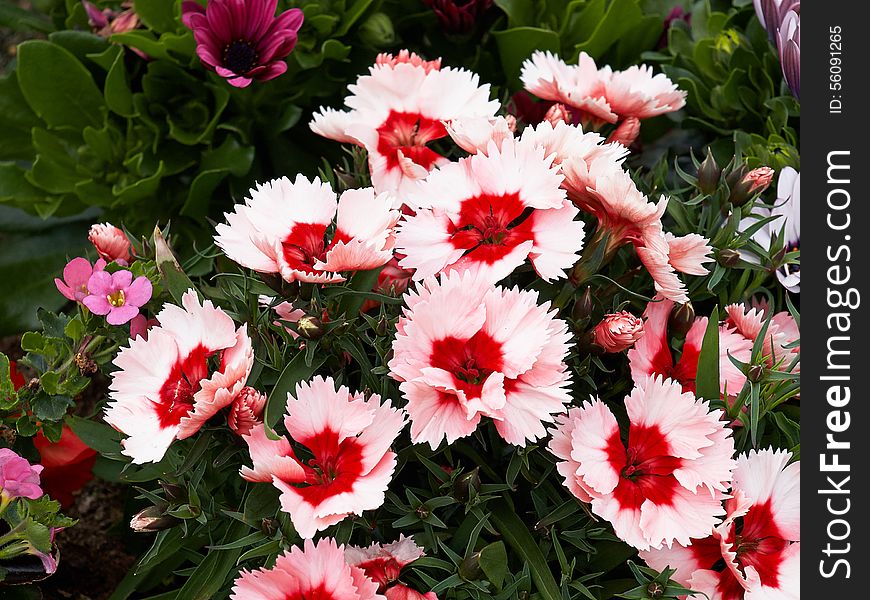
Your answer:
182;0;304;88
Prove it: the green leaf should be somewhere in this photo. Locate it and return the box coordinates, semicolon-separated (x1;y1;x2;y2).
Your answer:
478;541;508;589
265;351;327;429
105;46;136;117
176;520;249;600
0;2;53;33
66;414;123;455
31;392;74;421
574;0;645;58
17;40;106;130
493;27;561;86
494;0;535;26
110;30;172;61
1;353;17;406
180;169;228;218
134;0;180;33
695;305;720;402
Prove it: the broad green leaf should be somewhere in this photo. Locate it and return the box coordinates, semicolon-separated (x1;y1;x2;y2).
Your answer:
66;414;123;455
695;305;720;401
134;0;180;33
105;47;136;117
494;27;561;86
266;351;328;429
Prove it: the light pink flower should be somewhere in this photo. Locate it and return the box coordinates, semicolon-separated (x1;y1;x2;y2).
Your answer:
628;297;752;396
54;257;106;302
227;386;267;436
396;135;584;283
240;376;406;538
82;269;152;326
602;64;687;120
346;536;425;591
385;587;438;600
389;270;572;448
0;448;44;500
231;538;384;600
105;290;254;463
215;177;399;284
641;449;800;600
593;311;644;352
88;222;132;265
606;117;641;147
724;304;800;371
376;50;441;72
310;52;499;202
548;376;736;551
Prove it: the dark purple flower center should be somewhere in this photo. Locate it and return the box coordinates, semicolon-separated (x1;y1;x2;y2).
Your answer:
223;39;258;74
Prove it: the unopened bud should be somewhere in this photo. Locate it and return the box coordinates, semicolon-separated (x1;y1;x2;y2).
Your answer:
668;302;695;340
729;166;774;206
697;147;722;195
544;103;572;126
571;287;595;324
748;364;765;382
333;167;358;191
647;581;665;598
228;387;267;436
504;114;517;132
606;117;641;147
358;12;396;47
459;551;483;581
261;518;279;537
296;316;325;340
160;482;187;503
376;314;389;337
592;312;644;352
452;467;481;503
718;249;741;267
130;505;179;532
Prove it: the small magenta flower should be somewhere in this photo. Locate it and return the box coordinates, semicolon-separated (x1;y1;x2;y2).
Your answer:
83;270;152;325
182;0;304;88
54;257;106;302
0;448;44;501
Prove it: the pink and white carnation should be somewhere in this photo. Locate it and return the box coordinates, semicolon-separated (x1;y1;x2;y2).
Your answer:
389;270;572;448
345;535;425;591
240;376;406;538
105;290;254;464
231;537;384;600
641;449;800;600
395;135;584;283
548;376;736;551
628;296;752;396
310;51;499;203
215;176;399;284
724;303;800;372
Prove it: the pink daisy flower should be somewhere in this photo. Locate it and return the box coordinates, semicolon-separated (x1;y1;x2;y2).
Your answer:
345;535;425;592
395;135;584;283
54;257;106;302
82;269;152;326
181;0;304;88
641;449;800;600
88;222;132;264
240;376;406;538
215;177;399;284
310;51;499;202
627;297;753;397
105;290;254;464
389;270;572;448
231;537;383;600
548;376;736;551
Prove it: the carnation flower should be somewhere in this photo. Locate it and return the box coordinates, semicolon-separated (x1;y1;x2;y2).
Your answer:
310;52;499;202
0;448;44;500
641;449;800;600
389;270;572;448
182;0;304;88
628;297;752;396
724;303;800;371
105;290;254;464
231;538;383;600
346;535;426;591
83;269;152;326
240;376;406;538
548;376;736;550
54;257;106;303
227;386;267;436
214;177;399;284
88;222;132;264
593;311;644;352
395;135;584;283
602;64;687;120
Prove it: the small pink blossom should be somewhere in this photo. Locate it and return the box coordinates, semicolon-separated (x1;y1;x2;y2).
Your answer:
593;311;644;352
227;386;267;436
544;102;572;126
54;257;106;302
0;448;44;500
83;269;152;326
606;117;641;147
88;222;132;265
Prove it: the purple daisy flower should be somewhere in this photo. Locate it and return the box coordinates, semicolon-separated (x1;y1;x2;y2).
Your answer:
182;0;304;88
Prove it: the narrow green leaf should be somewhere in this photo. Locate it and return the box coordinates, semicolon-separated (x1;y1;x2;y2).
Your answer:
695;305;720;402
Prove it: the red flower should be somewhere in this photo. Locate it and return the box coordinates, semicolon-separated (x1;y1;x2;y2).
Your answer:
34;425;97;508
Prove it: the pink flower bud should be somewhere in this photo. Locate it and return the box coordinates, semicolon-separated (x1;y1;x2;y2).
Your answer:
88;222;132;264
593;311;644;352
504;114;517;132
228;387;267;436
544;103;572;126
385;584;439;600
743;166;775;195
606;117;641;148
0;448;44;500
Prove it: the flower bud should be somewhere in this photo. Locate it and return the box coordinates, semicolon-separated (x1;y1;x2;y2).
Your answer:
647;581;665;598
571;286;594;324
358;12;396;47
748;364;765;383
668;302;695;340
296;316;325;340
606;117;641;148
130;505;179;532
459;551;483;581
592;311;644;352
504;114;517;132
228;387;267;436
544;103;572;126
718;249;741;267
452;467;481;502
728;166;774;206
160;482;187;503
89;222;132;264
697;148;721;195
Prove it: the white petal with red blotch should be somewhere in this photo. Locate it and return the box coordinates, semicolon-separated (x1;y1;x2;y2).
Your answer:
604;65;686;120
636;227;690;303
240;423;306;484
355;395;408;475
395;210;468;279
673;425;736;495
334;187;400;247
401;381;481;449
309;106;358;143
417;367;505;417
317;238;394;273
733;449;800;541
636;485;728;549
743;542;800;600
685;569;729;600
105;327;182;464
627;297;672;385
524;199;585;281
568;399;622;495
548;409;594;502
665;232;713;275
156;290;238;359
480;286;553;377
519;120;628;168
517;310;572;388
283;376;377;447
345;535;425;569
639;537;723;588
444;240;536;285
